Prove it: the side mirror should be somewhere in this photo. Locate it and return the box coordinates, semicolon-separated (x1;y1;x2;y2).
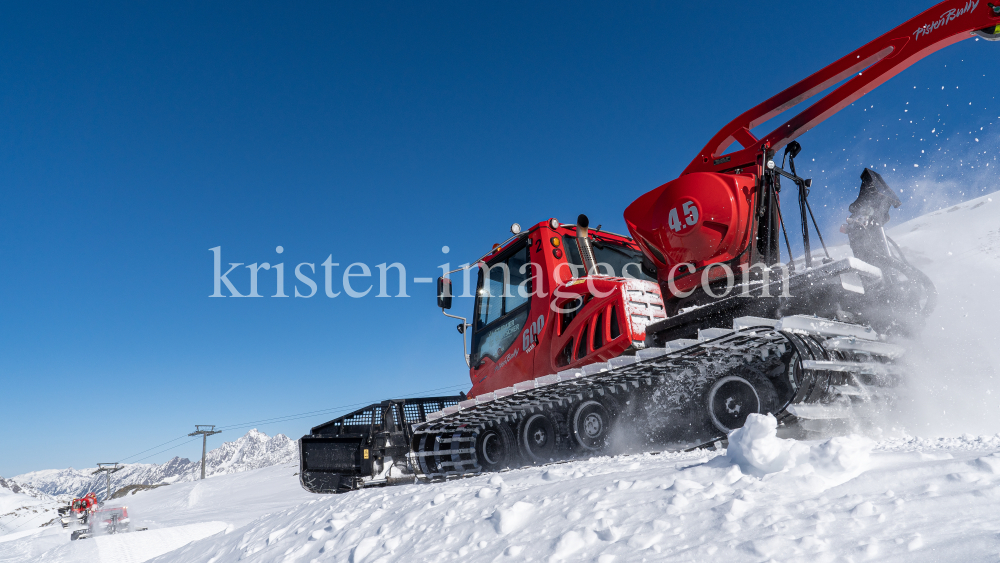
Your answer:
437;277;453;310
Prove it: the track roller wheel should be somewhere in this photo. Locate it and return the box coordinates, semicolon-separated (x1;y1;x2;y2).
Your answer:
571;400;614;451
705;374;778;434
518;412;558;463
475;424;517;471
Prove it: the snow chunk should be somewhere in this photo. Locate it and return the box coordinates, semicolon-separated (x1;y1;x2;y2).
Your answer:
726;414;873;478
975;453;1000;474
543;467;569;481
852;501;876;518
551;528;599;560
491;501;535;534
809;435;873;474
350;536;379;563
626;531;662;550
669;479;704;492
727;414;806;475
504;545;524;556
715;498;753;521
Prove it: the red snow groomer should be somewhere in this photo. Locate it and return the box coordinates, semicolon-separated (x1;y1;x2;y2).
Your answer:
299;0;999;493
58;492;98;528
70;506;131;541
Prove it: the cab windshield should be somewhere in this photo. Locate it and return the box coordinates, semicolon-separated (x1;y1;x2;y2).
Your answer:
562;235;655;281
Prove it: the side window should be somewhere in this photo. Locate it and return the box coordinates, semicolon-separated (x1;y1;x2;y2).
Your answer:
505;246;531;312
474;245;531;328
471;244;533;366
477;267;506;326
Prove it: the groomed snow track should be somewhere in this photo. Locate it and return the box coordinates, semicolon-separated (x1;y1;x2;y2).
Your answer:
411;314;902;481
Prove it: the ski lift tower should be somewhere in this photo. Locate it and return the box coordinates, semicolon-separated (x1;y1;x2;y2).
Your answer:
93;463;124;501
188;425;221;480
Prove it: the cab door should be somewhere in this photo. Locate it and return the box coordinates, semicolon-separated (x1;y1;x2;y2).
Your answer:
467;242;535;396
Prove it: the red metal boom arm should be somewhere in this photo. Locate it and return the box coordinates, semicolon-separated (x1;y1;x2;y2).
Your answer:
683;0;1000;175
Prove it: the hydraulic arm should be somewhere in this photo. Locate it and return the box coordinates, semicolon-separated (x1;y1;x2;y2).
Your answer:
684;0;1000;176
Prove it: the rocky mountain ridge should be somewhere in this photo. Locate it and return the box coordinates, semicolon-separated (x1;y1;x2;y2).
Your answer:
12;429;297;501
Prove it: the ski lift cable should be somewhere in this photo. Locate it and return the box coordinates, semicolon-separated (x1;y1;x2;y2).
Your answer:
212;383;469;432
6;503;60;533
130;437;201;464
111;382;468;465
7;511;46;532
119;434;193;462
211;402;376;432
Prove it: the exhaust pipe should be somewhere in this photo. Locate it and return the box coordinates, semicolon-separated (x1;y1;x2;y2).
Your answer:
575;214;598;276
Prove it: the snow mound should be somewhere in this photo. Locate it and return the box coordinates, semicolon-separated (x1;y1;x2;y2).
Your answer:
726;414;804;475
726;414;873;481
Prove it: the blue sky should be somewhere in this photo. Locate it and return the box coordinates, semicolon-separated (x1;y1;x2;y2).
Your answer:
1;0;996;477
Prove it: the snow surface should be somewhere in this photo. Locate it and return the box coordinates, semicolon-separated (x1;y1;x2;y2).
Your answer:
0;463;311;562
2;191;998;562
10;419;1000;562
0;430;297;550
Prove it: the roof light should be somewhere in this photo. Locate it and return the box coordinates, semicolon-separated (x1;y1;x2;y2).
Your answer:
511;223;521;234
549;218;559;229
